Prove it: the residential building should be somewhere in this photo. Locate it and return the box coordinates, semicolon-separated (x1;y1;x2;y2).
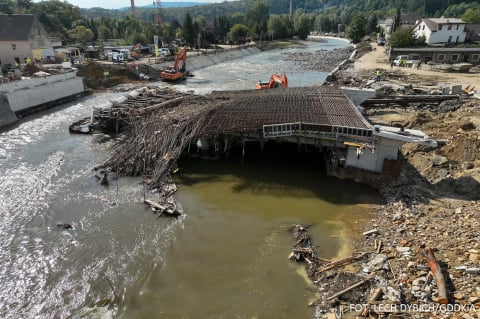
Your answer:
414;17;467;45
0;14;54;65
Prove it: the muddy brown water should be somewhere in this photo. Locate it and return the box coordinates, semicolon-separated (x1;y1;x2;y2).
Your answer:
0;38;381;319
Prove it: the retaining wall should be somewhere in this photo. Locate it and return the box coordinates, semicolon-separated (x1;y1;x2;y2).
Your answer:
0;94;18;127
1;72;85;112
151;46;261;72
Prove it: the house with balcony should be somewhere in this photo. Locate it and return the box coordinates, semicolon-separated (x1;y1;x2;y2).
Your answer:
0;14;54;65
414;17;467;45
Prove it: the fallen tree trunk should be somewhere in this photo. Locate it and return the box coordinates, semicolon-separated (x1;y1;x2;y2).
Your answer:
424;247;448;304
316;252;368;274
326;277;371;301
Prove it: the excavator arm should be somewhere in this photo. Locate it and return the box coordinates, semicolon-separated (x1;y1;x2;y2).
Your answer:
172;46;187;72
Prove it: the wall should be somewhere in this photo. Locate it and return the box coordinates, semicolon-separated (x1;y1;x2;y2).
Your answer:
345;137;403;172
150;46;261;72
0;94;18;127
1;72;84;112
0;40;31;64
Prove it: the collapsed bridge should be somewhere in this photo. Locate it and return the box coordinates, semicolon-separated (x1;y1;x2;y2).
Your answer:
97;86;436;187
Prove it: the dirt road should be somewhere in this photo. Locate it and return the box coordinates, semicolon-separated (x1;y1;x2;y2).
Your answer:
354;42;480;92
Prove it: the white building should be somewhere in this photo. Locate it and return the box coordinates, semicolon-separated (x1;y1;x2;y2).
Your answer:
414;17;467;45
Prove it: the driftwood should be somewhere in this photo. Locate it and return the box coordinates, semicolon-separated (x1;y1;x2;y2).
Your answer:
424;247;448;304
326;277;371;301
135;96;183;115
316;252;368;274
144;199;180;216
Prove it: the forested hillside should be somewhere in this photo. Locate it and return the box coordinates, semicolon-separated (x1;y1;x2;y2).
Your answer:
1;0;479;47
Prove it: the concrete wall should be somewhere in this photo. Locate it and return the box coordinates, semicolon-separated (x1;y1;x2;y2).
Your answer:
1;72;84;112
345;137;403;172
0;94;18;127
151;47;261;72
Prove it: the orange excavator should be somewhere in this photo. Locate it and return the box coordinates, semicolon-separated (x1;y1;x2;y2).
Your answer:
160;46;188;81
255;74;288;89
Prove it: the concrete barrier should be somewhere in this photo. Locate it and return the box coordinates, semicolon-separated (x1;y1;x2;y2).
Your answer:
0;94;18;127
150;46;261;72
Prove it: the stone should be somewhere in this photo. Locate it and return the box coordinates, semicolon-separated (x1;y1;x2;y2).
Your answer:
432;155;448;166
454;293;465;300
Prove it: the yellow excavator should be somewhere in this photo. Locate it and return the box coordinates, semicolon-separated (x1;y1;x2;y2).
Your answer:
255;74;288;90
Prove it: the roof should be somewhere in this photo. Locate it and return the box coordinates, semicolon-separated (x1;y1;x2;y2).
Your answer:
0;14;35;41
419;17;466;31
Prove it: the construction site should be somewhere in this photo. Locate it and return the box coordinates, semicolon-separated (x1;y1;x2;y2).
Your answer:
68;38;480;319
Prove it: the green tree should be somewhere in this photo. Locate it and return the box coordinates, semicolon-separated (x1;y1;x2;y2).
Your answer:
0;1;14;14
268;14;291;39
346;12;367;43
228;23;249;43
367;13;379;35
389;26;424;47
68;25;94;45
182;12;195;47
293;12;311;40
462;8;480;24
17;0;33;10
246;1;269;37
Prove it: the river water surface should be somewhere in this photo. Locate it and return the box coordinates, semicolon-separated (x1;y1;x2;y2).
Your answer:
0;38;381;319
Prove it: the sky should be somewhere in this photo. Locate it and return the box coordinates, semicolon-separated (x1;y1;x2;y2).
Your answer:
33;0;234;10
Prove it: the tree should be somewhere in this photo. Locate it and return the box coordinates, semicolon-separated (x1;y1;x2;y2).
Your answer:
388;26;424;47
462;8;480;24
17;0;33;10
293;12;311;40
68;25;94;45
228;23;249;43
182;12;195;47
246;1;269;37
346;12;367;43
367;13;379;35
0;0;15;14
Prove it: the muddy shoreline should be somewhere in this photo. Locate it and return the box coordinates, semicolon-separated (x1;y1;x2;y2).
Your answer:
297;40;480;319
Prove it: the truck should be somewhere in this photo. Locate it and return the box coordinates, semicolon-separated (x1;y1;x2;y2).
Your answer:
392;54;421;67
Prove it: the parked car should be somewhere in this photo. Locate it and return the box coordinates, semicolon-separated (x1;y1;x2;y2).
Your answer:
393;55;421;67
158;48;170;56
377;37;385;46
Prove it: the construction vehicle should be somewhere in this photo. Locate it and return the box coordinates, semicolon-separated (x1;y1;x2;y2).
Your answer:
255;74;288;90
160;46;188;81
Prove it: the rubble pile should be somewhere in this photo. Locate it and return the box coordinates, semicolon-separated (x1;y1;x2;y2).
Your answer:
300;40;480;318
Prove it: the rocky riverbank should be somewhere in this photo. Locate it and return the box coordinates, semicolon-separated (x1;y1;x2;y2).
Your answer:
290;40;480;319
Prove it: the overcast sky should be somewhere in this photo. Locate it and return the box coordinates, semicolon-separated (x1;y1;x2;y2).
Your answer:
33;0;234;10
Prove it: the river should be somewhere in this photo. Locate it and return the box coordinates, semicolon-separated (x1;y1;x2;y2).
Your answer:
0;38;381;319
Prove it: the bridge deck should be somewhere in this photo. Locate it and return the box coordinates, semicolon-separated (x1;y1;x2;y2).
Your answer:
204;86;373;136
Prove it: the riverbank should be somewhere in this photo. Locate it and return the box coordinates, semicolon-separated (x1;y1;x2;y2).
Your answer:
312;41;480;318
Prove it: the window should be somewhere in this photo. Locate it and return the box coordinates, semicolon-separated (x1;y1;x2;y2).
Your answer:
438;54;446;62
448;36;452;43
422;25;425;30
456;24;459;30
471;54;479;62
438;24;443;30
11;43;16;50
451;54;459;62
447;24;452;30
456;35;460;44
